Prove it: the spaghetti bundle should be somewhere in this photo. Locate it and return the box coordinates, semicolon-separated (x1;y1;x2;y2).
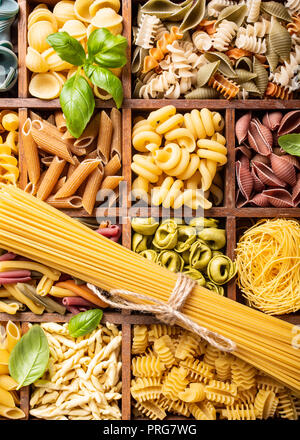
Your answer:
0;186;299;395
236;219;300;315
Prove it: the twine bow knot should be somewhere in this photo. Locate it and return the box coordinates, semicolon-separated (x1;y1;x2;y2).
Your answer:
87;273;236;352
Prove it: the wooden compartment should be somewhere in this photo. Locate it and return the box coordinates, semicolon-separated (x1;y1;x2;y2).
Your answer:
0;0;297;421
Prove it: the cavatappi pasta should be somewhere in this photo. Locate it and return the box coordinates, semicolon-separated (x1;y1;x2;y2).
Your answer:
22;109;123;215
0;321;25;419
133;0;300;100
26;1;123;99
0;111;19;186
131;217;236;295
131;324;299;420
131;106;226;209
30;322;122;420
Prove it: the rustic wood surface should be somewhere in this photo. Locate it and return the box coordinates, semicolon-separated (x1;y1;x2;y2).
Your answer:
0;0;299;421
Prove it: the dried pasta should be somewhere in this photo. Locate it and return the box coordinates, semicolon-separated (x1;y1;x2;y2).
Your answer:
0;113;19;186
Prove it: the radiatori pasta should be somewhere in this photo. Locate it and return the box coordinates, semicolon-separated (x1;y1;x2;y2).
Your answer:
26;1;123;99
0;111;19;186
131;106;226;209
0;321;25;419
131;324;299;420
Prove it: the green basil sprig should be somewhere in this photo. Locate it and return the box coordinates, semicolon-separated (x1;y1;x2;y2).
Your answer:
8;326;49;389
68;309;103;338
47;28;127;138
278;134;300;157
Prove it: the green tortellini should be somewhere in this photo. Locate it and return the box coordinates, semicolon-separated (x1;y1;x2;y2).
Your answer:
131;217;159;235
131;218;236;295
152;220;178;250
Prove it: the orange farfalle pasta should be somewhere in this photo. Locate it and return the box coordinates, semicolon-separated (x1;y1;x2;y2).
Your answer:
265;82;293;100
208;73;240;100
142;26;183;73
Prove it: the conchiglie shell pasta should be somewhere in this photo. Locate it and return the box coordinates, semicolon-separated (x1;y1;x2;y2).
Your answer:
29;73;62;99
53;1;77;26
28;8;58;30
26;47;49;73
91;8;123;35
42;48;73;71
28;21;57;53
52;71;67;87
89;0;120;16
61;19;87;39
74;0;94;22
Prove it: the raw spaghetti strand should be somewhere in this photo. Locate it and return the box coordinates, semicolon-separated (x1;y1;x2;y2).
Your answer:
0;186;299;394
236;219;300;315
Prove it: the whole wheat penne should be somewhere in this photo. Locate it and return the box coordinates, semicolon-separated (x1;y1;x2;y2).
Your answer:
29;111;42;121
100;175;123;191
104;155;121;177
110;108;121;160
37;156;66;201
82;167;103;215
46;195;83;209
30;120;74;164
67;156;80;179
52;176;67;193
54;110;67;132
22;118;40;185
41;156;54;167
24;182;37;196
70;144;87;157
74;113;100;148
54;159;101;199
97;111;112;165
62;130;75;141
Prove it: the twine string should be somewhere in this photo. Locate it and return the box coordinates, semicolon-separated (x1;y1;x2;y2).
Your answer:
87;273;236;352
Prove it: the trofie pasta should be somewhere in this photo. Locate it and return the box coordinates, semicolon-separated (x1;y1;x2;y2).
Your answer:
21;109;123;215
133;0;300;99
26;1;123;100
131;106;226;209
131;324;299;420
30;322;122;420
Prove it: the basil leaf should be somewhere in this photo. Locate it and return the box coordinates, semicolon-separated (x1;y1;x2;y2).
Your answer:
278;134;300;157
9;326;49;390
84;64;123;108
60;71;95;138
87;28;128;68
68;309;103;338
47;32;86;66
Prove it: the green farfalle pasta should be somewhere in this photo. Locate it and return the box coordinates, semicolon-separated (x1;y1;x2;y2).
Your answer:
185;87;219;99
139;249;158;263
179;0;206;32
207;255;236;286
183;267;206;286
266;38;279;72
204;52;237;78
189;240;212;270
158;250;184;272
132;233;152;253
261;1;292;22
197;228;226;251
168;0;194;21
235;69;257;84
235;57;253;72
241;81;262;96
152;220;178;250
174;226;196;253
132;217;159;235
269;16;291;62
